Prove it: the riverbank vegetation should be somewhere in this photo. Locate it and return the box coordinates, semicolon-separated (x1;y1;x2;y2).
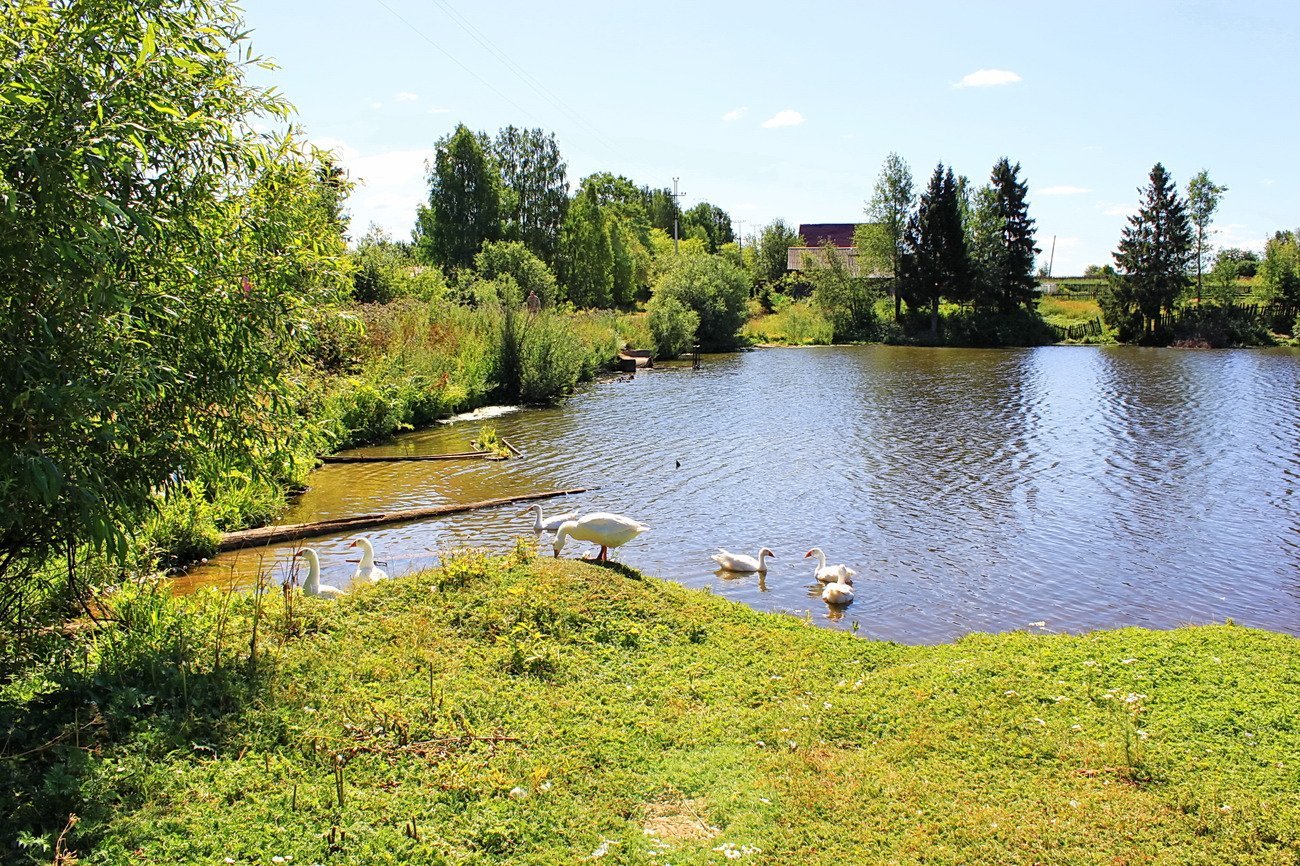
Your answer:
2;553;1296;862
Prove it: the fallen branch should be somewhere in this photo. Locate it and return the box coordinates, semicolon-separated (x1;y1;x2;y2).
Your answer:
321;451;504;464
216;487;595;552
500;438;524;458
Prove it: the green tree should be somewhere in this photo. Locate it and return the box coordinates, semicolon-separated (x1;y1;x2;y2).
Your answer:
808;242;879;341
1186;170;1227;303
757;219;803;283
559;189;614;307
1106;163;1194;337
899;164;967;334
976;158;1040;312
682;202;735;253
493;126;568;267
574;173;652;304
646;294;700;358
865;152;916;321
650;256;750;350
415;124;501;272
474;240;559;308
1257;230;1300;305
641;185;683;236
1214;248;1259;279
0;0;351;613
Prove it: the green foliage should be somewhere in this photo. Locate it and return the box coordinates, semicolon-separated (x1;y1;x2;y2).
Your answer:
1186;170;1227;301
756;219;803;283
866;152;915;320
1257;230;1300;305
681;202;735;252
969;158;1040;312
646;294;700;358
1107;163;1194;338
475;241;558;307
0;0;352;615
1168;305;1275;348
415;124;501;272
1214;248;1259;279
559;188;615;307
651;255;750;350
808;242;880;341
517;312;586;404
493;126;568;267
743;301;834;345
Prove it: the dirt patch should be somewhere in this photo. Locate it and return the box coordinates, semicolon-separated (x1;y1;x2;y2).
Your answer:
642;796;719;842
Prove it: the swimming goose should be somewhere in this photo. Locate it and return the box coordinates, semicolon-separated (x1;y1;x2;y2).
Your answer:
804;547;856;585
711;547;775;573
821;569;855;605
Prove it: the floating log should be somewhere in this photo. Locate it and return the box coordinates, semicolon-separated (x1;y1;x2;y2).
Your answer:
500;437;524;458
321;451;504;464
216;487;594;552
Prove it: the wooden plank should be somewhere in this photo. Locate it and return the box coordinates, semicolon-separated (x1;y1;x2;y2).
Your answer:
500;438;524;458
216;487;595;552
321;452;504;464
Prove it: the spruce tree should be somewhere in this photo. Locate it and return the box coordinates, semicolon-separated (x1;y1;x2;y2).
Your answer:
1110;163;1194;337
988;158;1040;312
900;164;967;334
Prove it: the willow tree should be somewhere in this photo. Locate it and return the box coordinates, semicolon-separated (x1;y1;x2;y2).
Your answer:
0;0;352;616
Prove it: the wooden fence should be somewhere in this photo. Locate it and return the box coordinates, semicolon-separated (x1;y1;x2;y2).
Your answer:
1049;318;1104;341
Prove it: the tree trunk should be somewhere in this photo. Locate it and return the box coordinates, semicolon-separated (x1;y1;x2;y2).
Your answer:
930;296;939;335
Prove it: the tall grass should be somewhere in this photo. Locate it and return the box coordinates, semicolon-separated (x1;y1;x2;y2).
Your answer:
743;301;834;345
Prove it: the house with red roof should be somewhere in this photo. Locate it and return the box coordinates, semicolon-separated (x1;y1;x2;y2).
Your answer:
786;223;888;277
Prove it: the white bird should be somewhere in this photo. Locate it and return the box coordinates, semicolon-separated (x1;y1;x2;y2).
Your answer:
804;547;856;585
711;547;775;573
349;536;389;582
521;503;578;538
293;548;346;599
821;570;855;605
553;512;650;561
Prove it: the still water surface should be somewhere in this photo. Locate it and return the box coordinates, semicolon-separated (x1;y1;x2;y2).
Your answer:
182;345;1300;644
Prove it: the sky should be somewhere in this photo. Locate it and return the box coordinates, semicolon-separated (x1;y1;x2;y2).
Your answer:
241;0;1300;275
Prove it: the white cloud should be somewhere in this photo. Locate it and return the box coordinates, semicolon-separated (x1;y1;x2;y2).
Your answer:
955;68;1022;88
721;106;748;122
369;101;383;110
310;138;434;243
427;106;451;114
1216;223;1267;253
761;109;805;129
394;92;419;103
1040;185;1091;195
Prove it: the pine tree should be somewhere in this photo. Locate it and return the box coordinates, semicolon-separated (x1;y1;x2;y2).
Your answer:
1110;163;1194;337
900;164;967;334
415;124;501;272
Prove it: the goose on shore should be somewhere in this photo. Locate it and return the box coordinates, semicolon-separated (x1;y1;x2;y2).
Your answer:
293;548;346;599
349;536;388;582
804;548;856;585
710;547;775;573
553;512;649;562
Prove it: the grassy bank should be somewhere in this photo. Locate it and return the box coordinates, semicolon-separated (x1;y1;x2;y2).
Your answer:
3;551;1295;864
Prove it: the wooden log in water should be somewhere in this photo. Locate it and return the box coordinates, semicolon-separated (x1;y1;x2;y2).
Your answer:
321;451;503;464
500;438;524;458
216;487;594;552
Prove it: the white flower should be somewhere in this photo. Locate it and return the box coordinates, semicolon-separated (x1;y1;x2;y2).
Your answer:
272;858;285;864
1071;724;1082;731
508;786;527;800
1004;690;1019;697
589;839;619;858
1033;717;1046;726
1120;658;1137;665
1069;799;1080;808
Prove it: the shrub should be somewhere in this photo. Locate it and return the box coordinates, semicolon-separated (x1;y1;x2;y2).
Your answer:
475;241;559;308
646;295;700;358
650;255;749;350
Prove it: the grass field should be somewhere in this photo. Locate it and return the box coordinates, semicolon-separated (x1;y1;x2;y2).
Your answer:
3;551;1296;864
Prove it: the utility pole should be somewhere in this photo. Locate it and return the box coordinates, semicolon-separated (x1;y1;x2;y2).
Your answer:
671;177;684;253
1047;234;1057;278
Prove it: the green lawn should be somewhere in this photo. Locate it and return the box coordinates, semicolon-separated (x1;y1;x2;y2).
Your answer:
3;550;1296;864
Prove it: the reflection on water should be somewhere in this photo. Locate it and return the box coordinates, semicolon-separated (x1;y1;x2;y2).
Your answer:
181;345;1300;644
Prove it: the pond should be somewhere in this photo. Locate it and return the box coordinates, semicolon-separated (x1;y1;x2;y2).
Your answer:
180;344;1300;644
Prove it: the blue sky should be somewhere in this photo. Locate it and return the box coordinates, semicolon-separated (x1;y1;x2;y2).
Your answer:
243;0;1299;275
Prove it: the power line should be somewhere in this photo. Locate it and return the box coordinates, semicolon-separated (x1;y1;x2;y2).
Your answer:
371;0;544;126
422;0;621;157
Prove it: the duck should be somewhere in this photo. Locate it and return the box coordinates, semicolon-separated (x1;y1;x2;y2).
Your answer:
710;547;775;573
521;503;578;538
804;547;856;585
349;536;389;582
293;548;346;599
553;512;649;562
821;570;855;605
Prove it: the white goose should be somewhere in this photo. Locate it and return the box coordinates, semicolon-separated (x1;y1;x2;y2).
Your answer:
293;548;346;598
804;547;856;585
821;569;855;605
349;536;389;582
711;547;775;573
553;512;649;562
521;503;578;538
